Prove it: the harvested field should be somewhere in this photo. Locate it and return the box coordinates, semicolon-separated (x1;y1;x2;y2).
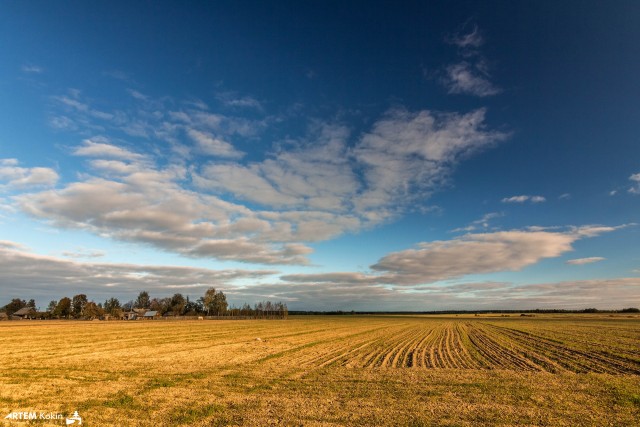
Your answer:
260;316;640;374
0;315;639;426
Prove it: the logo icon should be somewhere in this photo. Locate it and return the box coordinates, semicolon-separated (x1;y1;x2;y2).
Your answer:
66;411;82;425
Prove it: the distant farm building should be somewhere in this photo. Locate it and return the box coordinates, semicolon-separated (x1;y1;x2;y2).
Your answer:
11;307;36;320
143;311;159;319
123;311;138;321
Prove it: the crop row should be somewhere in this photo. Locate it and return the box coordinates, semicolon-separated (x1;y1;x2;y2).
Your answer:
275;320;640;374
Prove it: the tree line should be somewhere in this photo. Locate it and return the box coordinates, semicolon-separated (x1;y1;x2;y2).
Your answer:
0;288;288;320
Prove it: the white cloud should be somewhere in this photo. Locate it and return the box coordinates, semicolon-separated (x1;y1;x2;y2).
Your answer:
502;195;546;203
30;89;507;265
54;94;114;121
1;237;635;311
15;155;318;265
22;64;44;73
17;103;507;264
197;108;507;233
73;137;145;161
440;25;500;97
629;173;640;194
570;224;632;238
566;257;605;265
452;212;503;233
261;277;640;311
216;92;263;110
281;272;375;284
0;159;59;191
0;159;19;166
103;70;131;81
195;163;300;207
370;230;577;284
354;108;508;213
187;128;245;158
62;249;106;259
1;238;636;310
0;241;277;301
446;24;484;49
187;239;313;265
127;89;148;101
0;240;28;250
195;123;357;212
282;226;623;286
49;89;266;160
443;62;501;97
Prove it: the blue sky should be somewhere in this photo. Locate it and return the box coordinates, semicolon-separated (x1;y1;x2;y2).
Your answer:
1;1;639;310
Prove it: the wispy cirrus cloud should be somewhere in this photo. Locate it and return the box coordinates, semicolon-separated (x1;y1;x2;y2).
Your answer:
54;92;114;121
628;173;640;194
353;107;508;216
443;62;501;97
451;212;503;233
216;91;263;111
441;24;501;97
502;195;546;203
566;257;605;265
445;24;484;49
21;64;44;74
61;248;106;259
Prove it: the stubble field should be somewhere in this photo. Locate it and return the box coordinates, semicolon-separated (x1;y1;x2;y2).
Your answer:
0;315;639;426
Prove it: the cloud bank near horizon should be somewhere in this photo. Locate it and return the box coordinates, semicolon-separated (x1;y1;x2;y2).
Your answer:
0;240;637;310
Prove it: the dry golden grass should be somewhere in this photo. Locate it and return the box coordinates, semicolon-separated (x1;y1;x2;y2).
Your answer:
1;315;639;426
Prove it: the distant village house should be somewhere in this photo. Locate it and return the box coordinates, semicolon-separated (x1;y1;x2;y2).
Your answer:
11;307;36;320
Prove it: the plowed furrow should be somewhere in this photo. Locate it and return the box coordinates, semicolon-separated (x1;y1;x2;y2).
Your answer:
367;326;419;368
426;325;452;368
408;327;437;368
351;325;417;368
295;328;389;368
486;326;615;373
486;325;640;374
443;324;462;368
514;327;640;361
453;323;480;369
467;325;541;371
477;324;565;372
388;326;427;368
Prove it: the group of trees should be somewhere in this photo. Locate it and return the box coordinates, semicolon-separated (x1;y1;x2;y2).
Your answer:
1;288;288;320
1;298;36;316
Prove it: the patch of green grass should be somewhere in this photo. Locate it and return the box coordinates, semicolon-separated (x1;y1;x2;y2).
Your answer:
627;393;640;407
77;398;102;410
145;377;177;389
168;403;224;424
103;392;136;409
